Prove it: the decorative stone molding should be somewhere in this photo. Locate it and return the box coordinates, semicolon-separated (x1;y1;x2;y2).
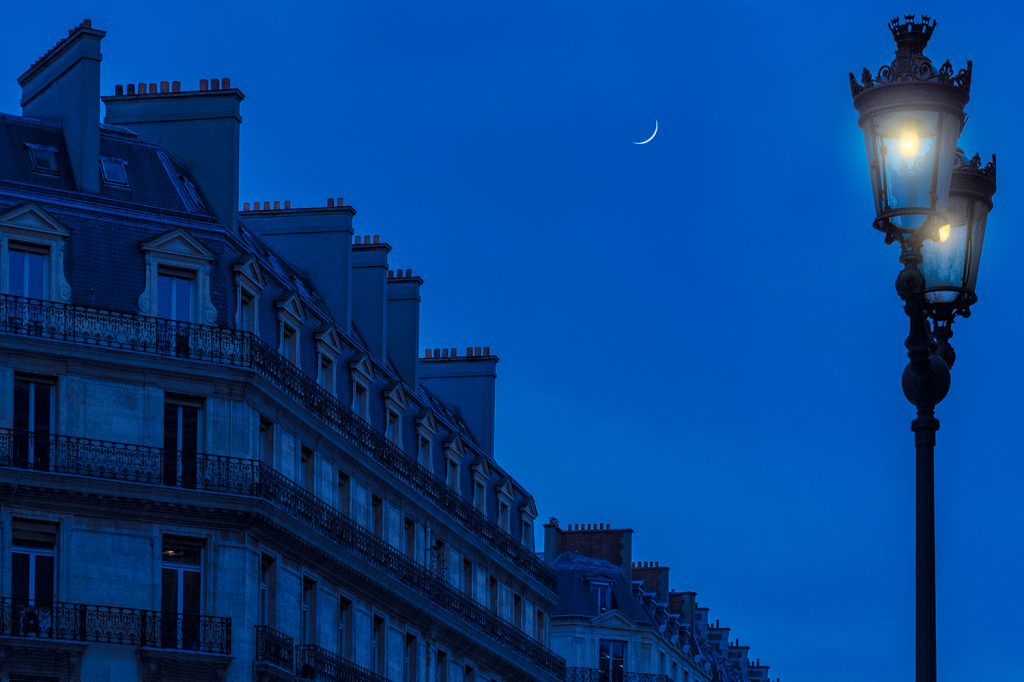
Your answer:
232;253;265;335
443;432;465;493
470;454;492;515
315;323;343;395
414;408;437;469
383;380;407;444
0;202;72;302
348;352;375;422
276;290;305;365
137;227;217;323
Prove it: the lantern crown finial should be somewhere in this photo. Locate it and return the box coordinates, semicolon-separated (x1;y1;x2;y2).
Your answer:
889;14;937;55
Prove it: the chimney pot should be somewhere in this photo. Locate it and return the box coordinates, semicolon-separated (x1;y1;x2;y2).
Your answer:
115;84;123;95
474;346;481;356
126;83;135;95
451;348;457;357
354;236;361;244
210;78;220;90
337;197;343;205
425;349;432;358
655;561;659;567
388;270;394;278
328;198;335;207
149;83;157;94
442;349;449;358
263;202;270;210
373;235;380;244
243;203;250;211
434;348;440;357
172;81;181;92
222;77;230;89
200;79;209;91
364;235;370;243
284;200;291;209
406;268;412;276
83;19;92;28
160;81;169;93
138;83;146;94
273;201;280;210
483;346;490;355
467;347;473;356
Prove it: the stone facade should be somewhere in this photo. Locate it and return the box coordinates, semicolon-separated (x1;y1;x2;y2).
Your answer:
0;20;560;682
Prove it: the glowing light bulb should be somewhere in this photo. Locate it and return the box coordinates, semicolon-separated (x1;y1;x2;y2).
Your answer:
899;125;920;158
939;224;950;242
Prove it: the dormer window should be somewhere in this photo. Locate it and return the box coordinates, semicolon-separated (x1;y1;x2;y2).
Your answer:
25;143;57;175
592;582;615;613
178;174;208;212
100;157;128;186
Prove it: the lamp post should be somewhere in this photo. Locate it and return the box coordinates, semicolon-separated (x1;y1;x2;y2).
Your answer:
849;15;996;682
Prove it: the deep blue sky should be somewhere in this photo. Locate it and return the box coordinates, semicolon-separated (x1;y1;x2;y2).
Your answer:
3;3;1021;680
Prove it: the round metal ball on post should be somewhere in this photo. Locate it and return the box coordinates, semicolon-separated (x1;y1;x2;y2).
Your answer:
849;15;996;682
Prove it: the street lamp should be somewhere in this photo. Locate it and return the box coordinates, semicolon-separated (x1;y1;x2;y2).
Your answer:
848;14;996;682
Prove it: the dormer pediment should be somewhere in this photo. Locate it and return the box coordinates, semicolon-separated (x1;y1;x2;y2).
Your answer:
0;202;70;237
470;454;492;480
383;380;408;409
414;408;437;435
592;610;637;628
519;494;537;519
443;432;464;457
494;476;515;499
276;290;306;326
315;323;343;357
141;227;215;262
233;253;266;291
349;351;376;383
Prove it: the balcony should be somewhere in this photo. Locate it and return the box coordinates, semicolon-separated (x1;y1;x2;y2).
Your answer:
296;644;389;682
565;670;669;682
0;293;556;592
0;428;564;678
0;596;230;654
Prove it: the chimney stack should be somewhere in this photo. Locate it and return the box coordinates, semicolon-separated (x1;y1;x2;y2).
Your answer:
351;237;390;362
102;78;244;232
419;349;499;457
387;270;423;390
18;21;106;193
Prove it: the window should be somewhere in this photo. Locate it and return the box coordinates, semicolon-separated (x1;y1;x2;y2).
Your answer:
418;437;431;470
159;269;195;322
277;291;305;366
435;650;447;682
405;517;416;559
259;555;275;627
100;156;128;185
463;665;474;682
489;577;498;613
339;597;353;659
372;495;384;538
473;483;485;513
0;202;72;304
280;324;298;365
162;536;203;649
405;633;418;682
599;640;626;682
372;615;386;674
338;471;352;517
239;293;255;332
9;245;47;299
535;609;545;641
385;409;401;444
301;446;315;492
318;355;335;394
592;582;614;613
446;459;459;492
258;418;274;466
513;593;522;629
13;376;53;470
349;353;374;423
301;579;317;645
164;397;202;488
462;558;473;597
498;503;509;533
233;253;265;335
351;383;368;420
25;142;57;174
11;519;57;610
178;174;208;212
429;538;447;578
138;227;217;324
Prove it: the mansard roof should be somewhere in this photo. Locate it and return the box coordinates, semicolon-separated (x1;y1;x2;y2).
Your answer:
548;551;653;625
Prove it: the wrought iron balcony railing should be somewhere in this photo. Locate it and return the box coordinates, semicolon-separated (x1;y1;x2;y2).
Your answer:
255;625;294;672
0;293;556;592
0;596;230;654
296;644;390;682
564;670;669;682
0;429;564;678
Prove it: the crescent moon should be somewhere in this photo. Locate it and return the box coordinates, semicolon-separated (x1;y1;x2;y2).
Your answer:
633;119;658;145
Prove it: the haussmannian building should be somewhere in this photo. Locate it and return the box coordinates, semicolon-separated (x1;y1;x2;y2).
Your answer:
0;20;564;682
542;521;776;682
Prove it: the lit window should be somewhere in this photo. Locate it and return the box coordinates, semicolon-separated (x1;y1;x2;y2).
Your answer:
100;156;129;185
25;143;58;175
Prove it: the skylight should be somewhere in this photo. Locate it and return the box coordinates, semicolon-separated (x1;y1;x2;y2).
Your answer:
25;142;58;175
100;156;129;185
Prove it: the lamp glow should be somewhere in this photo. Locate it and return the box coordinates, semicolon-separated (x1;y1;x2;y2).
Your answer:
939;224;950;242
900;123;920;157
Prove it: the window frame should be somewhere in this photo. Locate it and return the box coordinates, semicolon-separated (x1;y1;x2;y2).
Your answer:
0;202;72;303
24;142;58;175
233;254;265;337
99;156;129;186
138;227;217;324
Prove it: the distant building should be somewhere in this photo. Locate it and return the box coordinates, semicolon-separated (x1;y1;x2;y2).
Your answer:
0;20;562;682
542;521;776;682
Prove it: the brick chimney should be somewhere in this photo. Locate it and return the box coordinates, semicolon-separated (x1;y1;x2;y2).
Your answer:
102;79;243;232
387;270;423;390
631;562;670;603
542;521;634;583
18;21;105;193
245;202;355;330
351;237;390;362
420;349;498;457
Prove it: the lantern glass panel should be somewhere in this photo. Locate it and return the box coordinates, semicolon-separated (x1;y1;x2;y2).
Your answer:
921;190;989;303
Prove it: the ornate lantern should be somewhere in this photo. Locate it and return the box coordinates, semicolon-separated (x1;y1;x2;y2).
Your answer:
850;15;972;243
